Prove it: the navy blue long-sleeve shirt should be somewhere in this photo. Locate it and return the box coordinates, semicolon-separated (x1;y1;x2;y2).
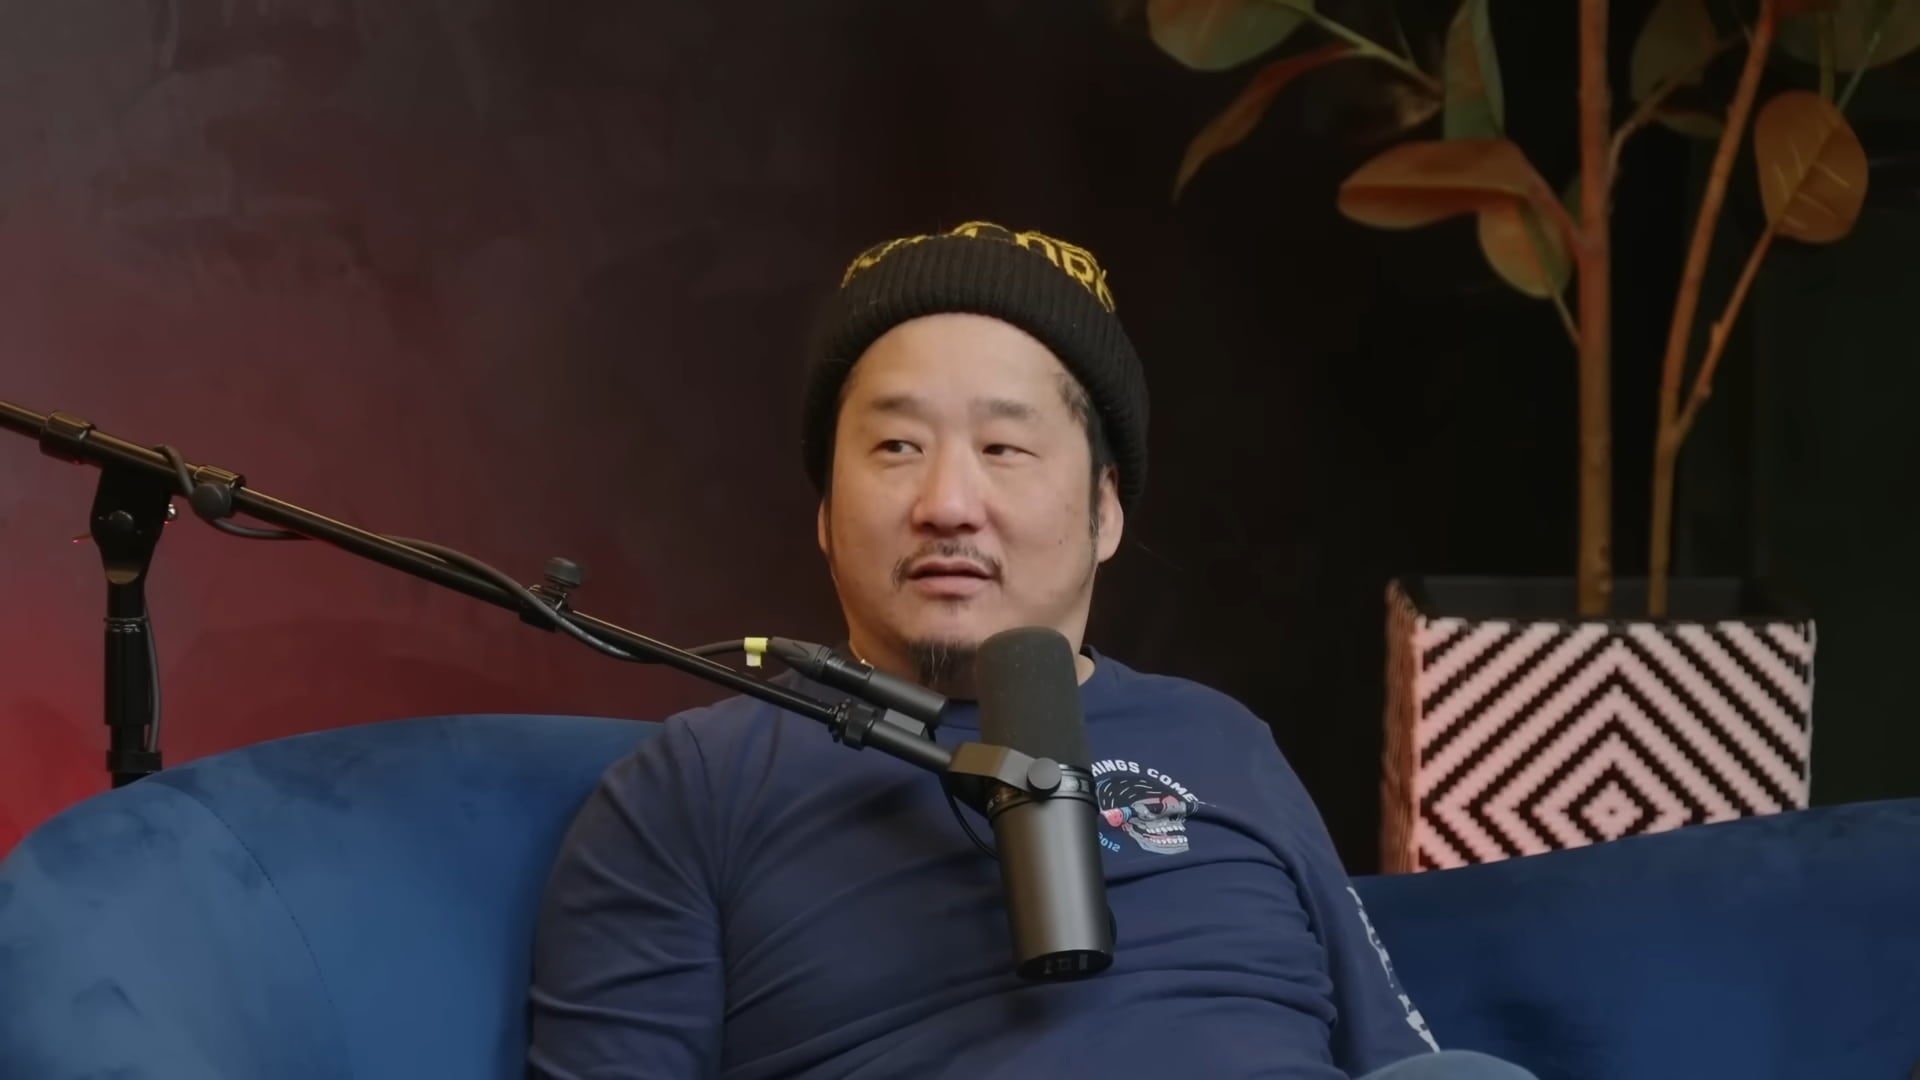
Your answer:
529;651;1440;1078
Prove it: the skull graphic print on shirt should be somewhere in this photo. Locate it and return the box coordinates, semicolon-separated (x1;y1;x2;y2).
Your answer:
1098;773;1193;855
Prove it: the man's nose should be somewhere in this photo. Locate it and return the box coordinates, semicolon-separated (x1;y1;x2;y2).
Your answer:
911;446;987;533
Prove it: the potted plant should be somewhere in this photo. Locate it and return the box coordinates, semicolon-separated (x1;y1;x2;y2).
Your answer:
1132;0;1914;869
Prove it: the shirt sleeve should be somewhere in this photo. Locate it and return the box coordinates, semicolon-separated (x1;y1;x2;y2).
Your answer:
527;716;727;1079
1240;713;1442;1074
1325;877;1443;1072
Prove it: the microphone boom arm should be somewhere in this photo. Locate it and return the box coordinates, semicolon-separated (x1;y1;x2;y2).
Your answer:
1;400;944;776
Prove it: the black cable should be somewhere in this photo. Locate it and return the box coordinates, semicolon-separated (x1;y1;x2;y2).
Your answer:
947;788;996;859
386;536;642;663
145;614;160;753
157;446;303;540
152;445;642;663
686;640;747;658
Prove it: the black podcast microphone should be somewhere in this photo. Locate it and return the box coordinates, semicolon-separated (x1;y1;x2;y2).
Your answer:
972;626;1115;981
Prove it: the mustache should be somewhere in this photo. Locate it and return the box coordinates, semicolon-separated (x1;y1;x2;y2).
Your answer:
892;541;1003;588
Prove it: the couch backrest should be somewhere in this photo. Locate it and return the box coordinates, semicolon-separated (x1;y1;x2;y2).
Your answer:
0;713;653;1080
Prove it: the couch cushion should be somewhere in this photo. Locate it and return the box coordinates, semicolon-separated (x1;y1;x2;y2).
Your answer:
1354;797;1920;1080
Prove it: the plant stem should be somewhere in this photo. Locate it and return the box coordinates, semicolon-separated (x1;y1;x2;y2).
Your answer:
1258;0;1443;96
1838;63;1870;110
1674;224;1778;442
1388;2;1414;61
1609;38;1737;182
1837;1;1895;110
1648;0;1776;618
1576;0;1612;618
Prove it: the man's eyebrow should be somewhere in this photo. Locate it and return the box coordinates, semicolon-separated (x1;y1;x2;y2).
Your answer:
862;392;929;417
975;397;1038;422
858;394;1039;422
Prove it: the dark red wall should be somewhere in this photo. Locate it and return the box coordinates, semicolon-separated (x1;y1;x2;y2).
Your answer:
1;1;1693;866
0;1;876;851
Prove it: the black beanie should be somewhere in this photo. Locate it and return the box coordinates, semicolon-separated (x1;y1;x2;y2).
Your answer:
801;221;1149;510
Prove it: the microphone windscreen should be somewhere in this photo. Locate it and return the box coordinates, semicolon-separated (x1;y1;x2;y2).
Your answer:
975;627;1090;767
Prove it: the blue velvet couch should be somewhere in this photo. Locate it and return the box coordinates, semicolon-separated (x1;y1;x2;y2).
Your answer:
2;713;1916;1079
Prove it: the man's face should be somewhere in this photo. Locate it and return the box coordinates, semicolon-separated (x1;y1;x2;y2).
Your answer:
818;312;1123;692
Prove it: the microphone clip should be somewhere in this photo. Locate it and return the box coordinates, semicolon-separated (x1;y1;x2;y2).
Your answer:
941;743;1095;819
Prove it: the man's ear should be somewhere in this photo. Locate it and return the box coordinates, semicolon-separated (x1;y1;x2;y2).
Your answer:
817;496;835;570
1094;467;1123;564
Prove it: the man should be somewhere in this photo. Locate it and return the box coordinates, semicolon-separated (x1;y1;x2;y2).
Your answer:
528;222;1535;1079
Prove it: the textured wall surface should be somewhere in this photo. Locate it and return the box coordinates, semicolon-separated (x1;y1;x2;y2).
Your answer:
1;1;1624;865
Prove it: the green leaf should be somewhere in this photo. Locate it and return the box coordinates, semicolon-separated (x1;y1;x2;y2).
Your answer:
1778;0;1920;71
1173;44;1357;200
1656;107;1727;139
1147;0;1314;71
1481;172;1583;301
1443;0;1504;138
1630;0;1719;101
1754;89;1869;244
1337;137;1539;229
1477;198;1572;298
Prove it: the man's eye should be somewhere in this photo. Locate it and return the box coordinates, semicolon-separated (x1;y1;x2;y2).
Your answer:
876;439;918;455
983;444;1026;457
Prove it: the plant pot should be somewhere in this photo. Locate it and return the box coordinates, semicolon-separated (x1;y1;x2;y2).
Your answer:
1380;576;1816;873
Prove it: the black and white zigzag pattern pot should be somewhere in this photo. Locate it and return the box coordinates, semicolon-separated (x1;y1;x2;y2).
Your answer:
1380;577;1816;873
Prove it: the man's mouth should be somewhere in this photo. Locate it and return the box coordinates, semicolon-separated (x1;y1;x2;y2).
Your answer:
907;559;994;581
903;558;997;597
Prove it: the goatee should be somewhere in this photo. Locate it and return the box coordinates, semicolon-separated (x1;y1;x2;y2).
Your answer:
906;639;978;698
